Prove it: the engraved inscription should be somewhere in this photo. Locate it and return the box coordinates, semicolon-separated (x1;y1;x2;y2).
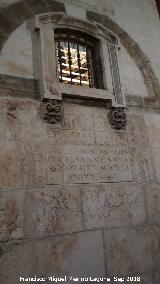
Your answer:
63;144;132;184
26;188;82;236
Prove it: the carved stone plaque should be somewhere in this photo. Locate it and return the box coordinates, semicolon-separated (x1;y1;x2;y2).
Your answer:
63;144;132;184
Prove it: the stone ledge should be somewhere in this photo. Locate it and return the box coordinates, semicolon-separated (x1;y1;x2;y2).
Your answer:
0;87;35;98
143;97;160;109
126;95;160;109
125;95;143;108
1;74;160;110
0;74;38;95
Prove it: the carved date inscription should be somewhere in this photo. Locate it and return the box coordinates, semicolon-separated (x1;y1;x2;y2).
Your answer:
63;144;132;184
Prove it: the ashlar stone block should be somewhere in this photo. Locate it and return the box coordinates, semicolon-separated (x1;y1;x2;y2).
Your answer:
129;145;156;183
151;147;160;183
30;230;105;278
155;270;160;284
95;130;127;146
0;241;32;284
145;184;160;224
46;144;63;185
81;184;146;229
63;144;132;184
0;141;45;188
151;225;160;267
92;107;111;132
104;226;154;275
24;187;83;236
4;98;45;142
0;99;5;140
0;231;105;283
137;273;154;284
46;129;95;145
126;109;149;146
0;190;24;241
63;102;94;131
144;110;160;148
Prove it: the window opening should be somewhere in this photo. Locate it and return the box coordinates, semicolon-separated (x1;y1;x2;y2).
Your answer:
55;29;97;88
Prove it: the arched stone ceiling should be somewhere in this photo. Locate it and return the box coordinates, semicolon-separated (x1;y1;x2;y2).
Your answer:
0;0;159;97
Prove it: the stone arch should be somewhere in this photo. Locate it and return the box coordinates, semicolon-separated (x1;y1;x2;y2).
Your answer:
0;0;159;97
87;11;160;97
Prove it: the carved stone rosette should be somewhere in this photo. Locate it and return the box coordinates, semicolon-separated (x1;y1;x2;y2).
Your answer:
108;107;127;130
41;99;62;124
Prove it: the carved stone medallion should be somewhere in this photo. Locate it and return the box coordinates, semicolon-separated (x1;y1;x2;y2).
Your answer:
108;107;127;130
41;99;62;124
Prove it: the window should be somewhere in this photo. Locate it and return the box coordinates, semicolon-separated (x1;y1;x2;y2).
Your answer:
35;13;124;107
155;0;160;17
55;29;102;89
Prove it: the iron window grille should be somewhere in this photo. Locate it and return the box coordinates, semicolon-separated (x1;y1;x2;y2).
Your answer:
55;29;103;89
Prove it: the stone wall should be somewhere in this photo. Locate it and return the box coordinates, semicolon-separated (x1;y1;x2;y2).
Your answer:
0;1;160;284
0;95;160;283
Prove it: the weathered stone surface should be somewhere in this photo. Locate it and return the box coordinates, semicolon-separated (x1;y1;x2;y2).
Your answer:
0;32;6;51
95;130;127;146
46;129;95;145
44;0;66;12
146;184;160;224
63;144;132;184
0;241;32;284
46;144;63;185
126;109;149;146
4;98;45;142
65;3;86;19
0;22;34;78
2;1;32;27
32;230;105;278
122;78;148;97
81;184;146;229
87;10;160;97
0;74;36;93
0;0;18;9
152;225;160;267
155;270;160;284
26;0;48;15
0;14;15;35
143;97;160;109
0;88;34;98
129;145;156;183
0;99;5;139
145;110;160;148
63;102;94;131
24;187;82;236
0;142;45;188
0;231;105;283
125;95;143;107
138;273;154;284
0;190;24;241
92;107;111;132
104;227;154;275
152;147;160;183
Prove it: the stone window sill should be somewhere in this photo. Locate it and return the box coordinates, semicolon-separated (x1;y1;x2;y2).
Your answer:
59;83;118;106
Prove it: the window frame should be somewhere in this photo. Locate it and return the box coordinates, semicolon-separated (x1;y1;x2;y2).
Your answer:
55;28;101;89
35;12;125;107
